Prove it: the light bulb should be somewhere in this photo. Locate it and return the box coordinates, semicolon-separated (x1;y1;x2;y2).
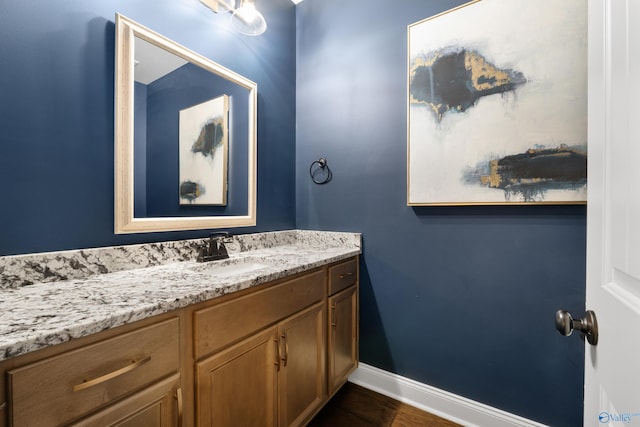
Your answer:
230;0;267;36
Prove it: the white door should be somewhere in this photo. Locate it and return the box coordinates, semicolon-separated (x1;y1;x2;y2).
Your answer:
584;0;640;425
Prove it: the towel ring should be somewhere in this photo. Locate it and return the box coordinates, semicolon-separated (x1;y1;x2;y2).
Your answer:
309;157;332;185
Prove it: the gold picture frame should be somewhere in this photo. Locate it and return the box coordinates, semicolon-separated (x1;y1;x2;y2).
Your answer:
407;0;588;206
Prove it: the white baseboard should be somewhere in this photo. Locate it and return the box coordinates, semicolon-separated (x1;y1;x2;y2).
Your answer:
348;363;548;427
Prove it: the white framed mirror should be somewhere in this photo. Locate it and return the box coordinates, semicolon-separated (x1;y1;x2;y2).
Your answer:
114;14;257;234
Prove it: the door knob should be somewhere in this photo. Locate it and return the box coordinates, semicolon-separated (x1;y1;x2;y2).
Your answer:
555;309;598;345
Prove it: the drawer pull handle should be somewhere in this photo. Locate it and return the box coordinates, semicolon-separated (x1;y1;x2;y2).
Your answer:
274;338;281;371
339;272;354;279
0;402;5;411
175;387;184;427
73;356;151;392
281;334;289;367
331;303;337;326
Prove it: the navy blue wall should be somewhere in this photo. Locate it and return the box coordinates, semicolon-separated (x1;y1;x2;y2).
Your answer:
0;0;296;256
295;1;586;426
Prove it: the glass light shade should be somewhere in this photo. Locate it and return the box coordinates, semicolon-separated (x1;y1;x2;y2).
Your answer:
230;0;267;36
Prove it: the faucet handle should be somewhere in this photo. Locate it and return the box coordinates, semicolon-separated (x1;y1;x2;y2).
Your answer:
209;231;232;242
197;232;231;262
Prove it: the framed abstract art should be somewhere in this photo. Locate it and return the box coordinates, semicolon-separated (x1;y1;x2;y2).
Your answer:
179;94;229;206
407;0;588;205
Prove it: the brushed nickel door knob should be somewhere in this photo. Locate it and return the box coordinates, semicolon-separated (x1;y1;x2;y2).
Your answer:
555;309;598;345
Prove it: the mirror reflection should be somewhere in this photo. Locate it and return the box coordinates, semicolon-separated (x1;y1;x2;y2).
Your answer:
115;14;257;234
133;36;249;217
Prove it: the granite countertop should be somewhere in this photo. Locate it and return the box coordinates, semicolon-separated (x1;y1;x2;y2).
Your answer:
0;230;361;361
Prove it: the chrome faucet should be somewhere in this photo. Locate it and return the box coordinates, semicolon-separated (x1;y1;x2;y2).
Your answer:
197;232;231;262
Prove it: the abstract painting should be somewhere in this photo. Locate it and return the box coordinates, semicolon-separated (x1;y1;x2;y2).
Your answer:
179;95;229;205
407;0;587;205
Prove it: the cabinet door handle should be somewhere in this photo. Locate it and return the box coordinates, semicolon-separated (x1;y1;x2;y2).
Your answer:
331;303;337;326
73;356;151;392
281;334;288;367
274;338;281;371
175;387;184;427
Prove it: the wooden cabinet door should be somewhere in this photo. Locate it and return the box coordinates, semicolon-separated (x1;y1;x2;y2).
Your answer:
328;285;358;395
195;326;279;427
278;302;326;427
73;374;181;427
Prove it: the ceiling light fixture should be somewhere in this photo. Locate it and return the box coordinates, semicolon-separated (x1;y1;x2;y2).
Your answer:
200;0;267;36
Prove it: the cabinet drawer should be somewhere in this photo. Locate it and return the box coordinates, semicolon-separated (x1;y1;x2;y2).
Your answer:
194;269;326;358
7;317;180;427
328;258;358;295
72;374;181;427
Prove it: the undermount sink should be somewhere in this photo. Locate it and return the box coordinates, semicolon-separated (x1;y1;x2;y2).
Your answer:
188;259;269;277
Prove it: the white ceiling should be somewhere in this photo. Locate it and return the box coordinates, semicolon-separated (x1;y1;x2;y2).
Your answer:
134;37;188;85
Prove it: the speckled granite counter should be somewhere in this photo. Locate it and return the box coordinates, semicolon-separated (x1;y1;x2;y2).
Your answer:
0;230;361;361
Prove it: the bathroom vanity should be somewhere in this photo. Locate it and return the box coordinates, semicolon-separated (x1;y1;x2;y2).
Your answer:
0;230;360;426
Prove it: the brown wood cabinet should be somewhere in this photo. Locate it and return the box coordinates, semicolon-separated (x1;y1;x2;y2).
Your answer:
194;302;326;427
3;315;183;427
0;256;359;427
194;270;327;427
327;259;359;396
277;302;326;427
196;327;279;426
73;374;182;427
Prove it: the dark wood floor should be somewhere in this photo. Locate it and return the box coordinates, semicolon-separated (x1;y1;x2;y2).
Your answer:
308;382;462;427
